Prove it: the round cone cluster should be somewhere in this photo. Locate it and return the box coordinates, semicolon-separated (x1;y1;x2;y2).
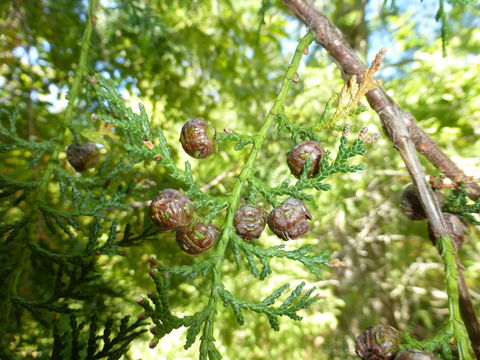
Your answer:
234;205;267;242
267;198;312;241
67;142;100;172
149;189;194;231
287;141;324;178
399;184;444;221
355;325;400;360
176;222;220;254
180;118;215;159
149;189;218;254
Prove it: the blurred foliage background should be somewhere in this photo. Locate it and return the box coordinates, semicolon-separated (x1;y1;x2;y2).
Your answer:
0;0;479;359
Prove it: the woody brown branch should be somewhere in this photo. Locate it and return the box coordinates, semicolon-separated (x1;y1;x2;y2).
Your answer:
281;0;480;357
282;0;480;201
458;267;480;359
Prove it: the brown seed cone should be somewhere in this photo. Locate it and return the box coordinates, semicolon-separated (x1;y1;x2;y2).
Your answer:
234;205;267;242
267;198;312;241
149;189;194;231
66;142;100;171
176;222;219;254
179;118;215;158
355;325;401;360
287;141;324;178
395;350;437;360
428;212;466;250
399;184;444;221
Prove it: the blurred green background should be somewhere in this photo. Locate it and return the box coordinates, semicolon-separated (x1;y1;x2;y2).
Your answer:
1;0;479;359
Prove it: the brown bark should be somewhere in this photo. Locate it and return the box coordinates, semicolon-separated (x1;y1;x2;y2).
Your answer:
458;262;480;358
281;0;480;357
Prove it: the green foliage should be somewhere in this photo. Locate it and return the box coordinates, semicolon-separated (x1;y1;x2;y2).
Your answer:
87;30;374;358
51;314;146;360
382;0;478;56
250;134;366;205
93;35;332;358
435;0;478;55
1;0;479;359
443;185;480;225
216;131;256;151
448;0;478;4
91;76;224;210
277;113;325;143
9;218;129;323
400;324;455;359
230;234;330;279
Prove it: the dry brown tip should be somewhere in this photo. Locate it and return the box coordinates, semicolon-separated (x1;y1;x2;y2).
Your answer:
329;259;346;267
358;127;369;140
143;141;154;150
342;124;351;137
